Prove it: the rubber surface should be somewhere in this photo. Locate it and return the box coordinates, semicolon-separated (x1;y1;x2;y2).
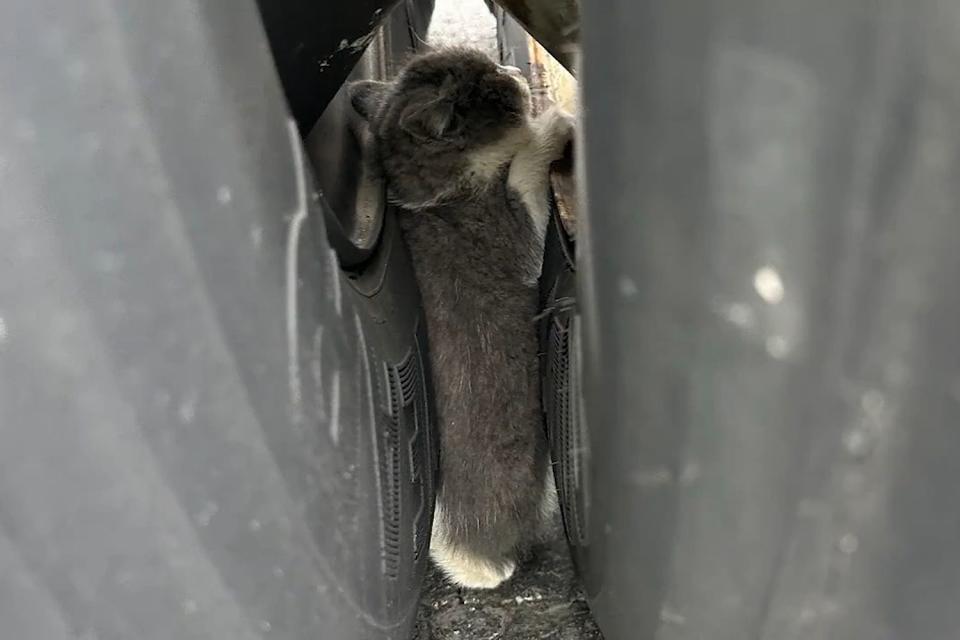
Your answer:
579;2;960;639
256;0;436;133
0;0;434;638
538;205;590;577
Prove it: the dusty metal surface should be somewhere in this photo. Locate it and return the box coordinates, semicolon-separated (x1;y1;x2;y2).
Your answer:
493;0;580;74
528;40;577;115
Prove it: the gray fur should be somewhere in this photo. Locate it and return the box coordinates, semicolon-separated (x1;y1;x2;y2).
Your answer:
349;48;559;584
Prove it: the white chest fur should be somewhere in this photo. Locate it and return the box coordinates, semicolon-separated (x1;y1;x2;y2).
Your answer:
465;107;575;282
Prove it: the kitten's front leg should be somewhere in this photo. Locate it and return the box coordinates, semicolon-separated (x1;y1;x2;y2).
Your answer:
534;106;577;159
508;106;576;251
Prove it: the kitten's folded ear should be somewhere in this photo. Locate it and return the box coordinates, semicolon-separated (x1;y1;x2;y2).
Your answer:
398;75;460;140
399;98;459;141
348;80;391;120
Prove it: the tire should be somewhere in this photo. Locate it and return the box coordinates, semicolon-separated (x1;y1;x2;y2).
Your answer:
0;1;433;639
538;202;591;577
255;0;434;133
580;3;960;639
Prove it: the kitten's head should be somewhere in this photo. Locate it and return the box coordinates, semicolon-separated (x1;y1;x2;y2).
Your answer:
348;48;531;208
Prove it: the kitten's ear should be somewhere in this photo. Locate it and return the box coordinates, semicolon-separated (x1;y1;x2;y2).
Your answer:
399;98;459;140
348;80;391;120
399;74;462;140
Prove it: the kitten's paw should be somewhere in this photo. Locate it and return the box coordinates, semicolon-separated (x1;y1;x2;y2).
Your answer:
429;502;516;589
538;467;560;536
430;541;516;589
536;106;576;159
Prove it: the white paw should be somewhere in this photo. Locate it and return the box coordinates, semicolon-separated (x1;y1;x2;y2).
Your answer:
430;501;516;589
536;106;575;159
430;542;517;589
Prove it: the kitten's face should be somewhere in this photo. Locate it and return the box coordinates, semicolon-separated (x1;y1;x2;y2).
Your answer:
348;49;531;207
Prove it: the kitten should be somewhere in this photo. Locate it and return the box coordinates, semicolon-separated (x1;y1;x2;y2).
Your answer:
349;48;573;589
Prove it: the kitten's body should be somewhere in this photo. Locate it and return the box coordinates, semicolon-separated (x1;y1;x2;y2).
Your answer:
350;49;572;589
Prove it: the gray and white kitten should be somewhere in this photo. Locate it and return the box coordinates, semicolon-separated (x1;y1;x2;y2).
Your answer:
349;48;573;589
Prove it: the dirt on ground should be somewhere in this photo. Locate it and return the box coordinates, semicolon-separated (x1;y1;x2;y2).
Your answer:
414;522;603;640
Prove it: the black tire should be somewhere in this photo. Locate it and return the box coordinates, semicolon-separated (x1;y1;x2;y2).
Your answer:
580;2;960;639
0;1;433;639
538;202;591;577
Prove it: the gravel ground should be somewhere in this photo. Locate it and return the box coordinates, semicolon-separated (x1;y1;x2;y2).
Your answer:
427;0;499;58
413;519;603;640
416;6;602;638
